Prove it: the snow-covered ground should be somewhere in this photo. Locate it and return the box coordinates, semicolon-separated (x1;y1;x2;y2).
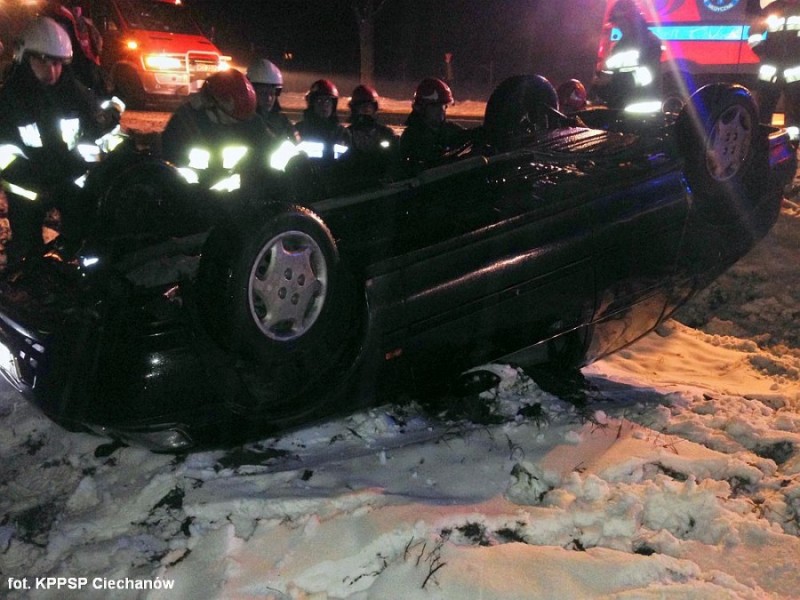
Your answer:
2;109;800;599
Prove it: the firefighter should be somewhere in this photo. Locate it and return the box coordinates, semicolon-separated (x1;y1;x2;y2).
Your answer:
160;68;274;191
295;79;351;159
0;16;121;265
557;79;588;114
346;84;397;156
397;77;471;172
246;58;298;143
43;1;106;93
749;0;800;130
591;0;663;111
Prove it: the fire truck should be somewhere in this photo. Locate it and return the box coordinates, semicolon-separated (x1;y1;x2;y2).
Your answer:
597;0;774;103
82;0;228;108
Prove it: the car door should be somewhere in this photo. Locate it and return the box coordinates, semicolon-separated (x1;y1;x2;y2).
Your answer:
586;163;692;361
370;153;597;381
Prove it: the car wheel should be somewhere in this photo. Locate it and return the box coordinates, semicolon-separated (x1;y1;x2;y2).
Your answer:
113;66;146;110
660;70;696;115
676;84;758;204
91;156;206;244
484;74;560;151
198;205;362;410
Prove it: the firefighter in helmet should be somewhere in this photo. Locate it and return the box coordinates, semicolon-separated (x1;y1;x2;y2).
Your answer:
295;79;351;159
246;58;298;143
397;77;472;171
749;0;800;131
43;1;106;93
346;84;397;156
161;68;274;191
557;79;588;115
591;0;663;111
0;16;122;266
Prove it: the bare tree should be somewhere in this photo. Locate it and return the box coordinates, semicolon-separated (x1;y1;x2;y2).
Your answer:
353;0;390;86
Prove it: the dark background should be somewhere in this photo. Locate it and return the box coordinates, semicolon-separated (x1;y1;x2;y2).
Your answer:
190;0;607;98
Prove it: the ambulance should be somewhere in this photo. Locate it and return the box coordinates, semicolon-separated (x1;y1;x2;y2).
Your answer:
597;0;777;102
82;0;228;108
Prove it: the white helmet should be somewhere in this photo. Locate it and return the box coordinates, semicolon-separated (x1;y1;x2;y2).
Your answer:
16;17;73;63
246;59;283;86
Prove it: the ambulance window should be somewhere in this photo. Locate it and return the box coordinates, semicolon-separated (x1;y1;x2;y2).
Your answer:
90;1;119;33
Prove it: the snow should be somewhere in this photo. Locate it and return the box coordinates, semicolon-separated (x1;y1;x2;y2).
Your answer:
2;106;800;599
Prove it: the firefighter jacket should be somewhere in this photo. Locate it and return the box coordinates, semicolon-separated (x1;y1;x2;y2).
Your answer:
749;0;800;83
0;61;117;194
161;92;275;189
347;114;397;155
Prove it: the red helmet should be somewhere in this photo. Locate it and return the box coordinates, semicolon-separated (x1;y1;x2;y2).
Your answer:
349;84;379;108
204;69;256;121
557;79;587;113
306;79;339;101
413;78;454;106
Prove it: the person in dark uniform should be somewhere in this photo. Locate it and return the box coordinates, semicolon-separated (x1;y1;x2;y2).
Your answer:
246;58;297;143
295;79;351;159
160;68;274;189
591;0;663;110
397;77;471;172
0;16;120;264
346;84;397;156
749;0;800;129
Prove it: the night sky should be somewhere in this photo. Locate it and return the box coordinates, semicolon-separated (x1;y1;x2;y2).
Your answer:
189;0;606;95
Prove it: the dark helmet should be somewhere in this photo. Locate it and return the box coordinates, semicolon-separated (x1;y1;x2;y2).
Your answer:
609;0;642;22
204;68;257;121
306;79;339;102
349;84;380;109
306;79;339;109
557;79;587;113
413;77;454;106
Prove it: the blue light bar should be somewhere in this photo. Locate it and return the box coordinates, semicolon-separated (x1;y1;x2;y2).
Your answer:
610;25;750;42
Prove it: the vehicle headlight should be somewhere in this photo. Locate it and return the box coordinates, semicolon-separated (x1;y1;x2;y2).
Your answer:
144;54;184;71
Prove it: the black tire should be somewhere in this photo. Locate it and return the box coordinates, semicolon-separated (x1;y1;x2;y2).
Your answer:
198;205;362;411
484;74;560;151
91;156;206;244
660;70;699;115
113;66;146;110
676;84;758;205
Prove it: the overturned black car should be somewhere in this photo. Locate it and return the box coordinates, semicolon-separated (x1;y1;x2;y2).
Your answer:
0;75;795;451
